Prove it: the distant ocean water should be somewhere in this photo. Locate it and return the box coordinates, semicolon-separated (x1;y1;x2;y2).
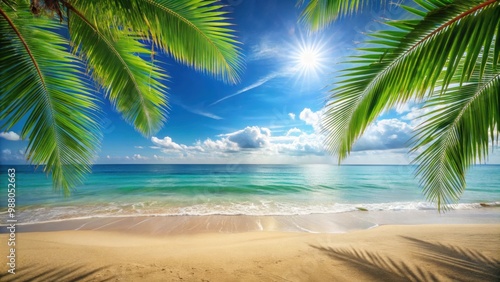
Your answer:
1;164;499;224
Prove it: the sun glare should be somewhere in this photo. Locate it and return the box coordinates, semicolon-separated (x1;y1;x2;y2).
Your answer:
299;48;320;70
290;37;328;80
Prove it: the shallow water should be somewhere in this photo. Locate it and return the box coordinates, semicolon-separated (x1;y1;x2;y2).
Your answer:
1;164;499;224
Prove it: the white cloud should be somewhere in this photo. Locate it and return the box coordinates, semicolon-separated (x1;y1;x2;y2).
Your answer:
395;102;413;114
153;127;274;156
224;126;271;149
288;113;296;120
154;154;167;161
202;138;238;152
150;124;327;162
299;108;319;125
272;133;325;156
354;119;413;151
134;146;144;149
151;136;183;150
401;105;445;127
147;107;337;163
402;107;425;120
152;137;206;156
106;155;111;159
0;148;25;161
133;154;148;160
286;127;301;136
0;131;20;141
144;106;472;164
299;108;323;133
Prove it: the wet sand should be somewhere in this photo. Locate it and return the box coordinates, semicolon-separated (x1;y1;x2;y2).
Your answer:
12;208;500;234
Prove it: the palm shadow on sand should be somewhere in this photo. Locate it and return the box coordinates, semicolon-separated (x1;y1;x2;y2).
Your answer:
312;236;500;282
0;263;114;282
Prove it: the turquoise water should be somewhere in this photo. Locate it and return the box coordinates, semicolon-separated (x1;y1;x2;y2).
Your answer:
1;164;499;224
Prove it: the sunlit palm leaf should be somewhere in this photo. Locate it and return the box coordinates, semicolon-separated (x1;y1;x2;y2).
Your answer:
317;0;499;208
1;0;243;194
70;0;243;84
0;3;101;194
323;0;499;159
299;0;377;30
412;66;500;209
67;5;168;136
66;0;243;136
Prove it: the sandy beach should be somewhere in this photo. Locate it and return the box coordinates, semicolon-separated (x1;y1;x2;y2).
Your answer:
1;223;499;281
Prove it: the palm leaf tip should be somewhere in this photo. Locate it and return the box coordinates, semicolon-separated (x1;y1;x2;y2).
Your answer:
299;0;375;31
412;71;500;210
1;4;101;194
319;0;500;210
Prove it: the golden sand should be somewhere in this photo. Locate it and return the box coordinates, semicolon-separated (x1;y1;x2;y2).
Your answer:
1;224;499;281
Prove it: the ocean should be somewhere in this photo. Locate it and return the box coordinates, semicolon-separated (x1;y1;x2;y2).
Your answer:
1;164;499;225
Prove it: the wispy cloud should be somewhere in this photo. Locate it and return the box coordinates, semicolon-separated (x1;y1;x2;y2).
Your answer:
248;44;283;61
210;72;281;106
172;99;223;120
187;108;223;120
247;37;285;62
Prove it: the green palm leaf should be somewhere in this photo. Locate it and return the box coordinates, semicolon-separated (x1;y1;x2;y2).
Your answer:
69;0;243;84
412;67;500;209
323;0;499;159
299;0;377;30
314;0;500;208
67;6;168;136
0;2;101;194
65;0;244;135
1;0;244;194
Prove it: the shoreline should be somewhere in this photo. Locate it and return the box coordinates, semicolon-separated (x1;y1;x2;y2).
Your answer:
1;224;499;281
4;208;500;235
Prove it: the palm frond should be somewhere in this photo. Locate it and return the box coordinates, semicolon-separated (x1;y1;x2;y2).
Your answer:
412;68;500;209
0;3;101;194
1;0;244;194
323;0;500;160
299;0;376;31
67;3;168;136
68;0;243;84
1;0;15;9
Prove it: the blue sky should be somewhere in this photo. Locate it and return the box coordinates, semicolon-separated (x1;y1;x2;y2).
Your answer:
1;0;499;165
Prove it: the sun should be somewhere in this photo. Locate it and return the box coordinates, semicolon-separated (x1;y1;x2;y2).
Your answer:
290;37;328;79
299;47;320;70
